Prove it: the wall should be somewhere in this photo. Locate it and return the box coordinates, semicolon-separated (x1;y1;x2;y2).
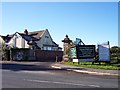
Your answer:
10;49;63;62
35;50;63;62
16;34;22;48
7;34;17;47
10;48;30;61
25;40;29;48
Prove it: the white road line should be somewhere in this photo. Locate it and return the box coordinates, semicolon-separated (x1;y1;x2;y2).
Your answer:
24;79;100;88
73;70;118;76
51;66;61;69
51;66;118;76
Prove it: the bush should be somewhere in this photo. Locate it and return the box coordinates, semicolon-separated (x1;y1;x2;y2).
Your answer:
0;43;10;61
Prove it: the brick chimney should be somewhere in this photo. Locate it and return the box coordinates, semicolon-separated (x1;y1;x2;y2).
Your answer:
24;29;28;35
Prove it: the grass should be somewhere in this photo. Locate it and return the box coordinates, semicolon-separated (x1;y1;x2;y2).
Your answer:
64;61;120;70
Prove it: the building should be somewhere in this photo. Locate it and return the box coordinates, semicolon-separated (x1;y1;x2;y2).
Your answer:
0;34;13;44
0;29;62;51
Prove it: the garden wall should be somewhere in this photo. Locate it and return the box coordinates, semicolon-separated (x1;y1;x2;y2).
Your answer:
9;48;63;62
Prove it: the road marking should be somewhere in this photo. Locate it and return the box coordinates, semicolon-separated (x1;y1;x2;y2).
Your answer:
24;79;100;88
51;65;118;76
16;71;48;74
15;70;56;75
73;70;118;76
51;66;61;69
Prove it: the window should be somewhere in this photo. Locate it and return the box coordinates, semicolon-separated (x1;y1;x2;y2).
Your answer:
43;46;51;50
44;47;47;50
45;36;49;38
48;47;52;50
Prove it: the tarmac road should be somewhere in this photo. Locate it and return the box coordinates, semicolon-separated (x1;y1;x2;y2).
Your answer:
1;61;119;89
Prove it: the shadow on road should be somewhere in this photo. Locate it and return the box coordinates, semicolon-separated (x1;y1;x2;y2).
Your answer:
1;61;86;72
1;62;68;72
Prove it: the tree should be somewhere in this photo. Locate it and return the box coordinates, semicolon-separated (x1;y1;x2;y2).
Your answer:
66;48;71;57
110;46;119;54
110;46;120;63
0;43;9;51
0;43;9;60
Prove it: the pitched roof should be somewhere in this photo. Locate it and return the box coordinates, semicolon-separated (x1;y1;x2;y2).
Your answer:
52;41;62;49
18;33;39;42
17;32;40;48
28;30;46;39
0;34;13;43
52;41;58;47
3;29;60;49
58;47;62;49
28;29;59;47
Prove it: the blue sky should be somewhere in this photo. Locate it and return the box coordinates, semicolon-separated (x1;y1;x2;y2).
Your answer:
1;2;118;48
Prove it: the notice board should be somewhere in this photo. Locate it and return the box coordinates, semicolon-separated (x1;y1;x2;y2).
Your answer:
98;45;110;61
76;45;96;59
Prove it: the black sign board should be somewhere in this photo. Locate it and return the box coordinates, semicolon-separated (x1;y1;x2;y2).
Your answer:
76;45;96;59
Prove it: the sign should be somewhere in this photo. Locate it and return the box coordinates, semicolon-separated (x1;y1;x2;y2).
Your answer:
71;47;77;58
76;45;96;59
73;59;79;62
73;59;94;62
98;44;110;61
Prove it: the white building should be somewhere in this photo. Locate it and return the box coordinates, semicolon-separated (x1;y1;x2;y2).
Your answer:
3;29;62;51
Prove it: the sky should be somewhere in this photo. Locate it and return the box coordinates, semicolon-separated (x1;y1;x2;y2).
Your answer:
1;2;118;48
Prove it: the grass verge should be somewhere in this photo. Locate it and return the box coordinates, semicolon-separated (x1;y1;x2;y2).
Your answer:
64;61;120;70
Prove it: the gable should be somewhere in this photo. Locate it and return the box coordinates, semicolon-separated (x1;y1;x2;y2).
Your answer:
7;32;21;44
41;30;53;45
7;32;29;48
44;29;53;41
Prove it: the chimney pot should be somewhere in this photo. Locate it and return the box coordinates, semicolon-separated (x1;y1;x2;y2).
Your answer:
24;29;28;35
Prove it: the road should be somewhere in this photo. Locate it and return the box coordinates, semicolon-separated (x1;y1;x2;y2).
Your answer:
1;61;119;88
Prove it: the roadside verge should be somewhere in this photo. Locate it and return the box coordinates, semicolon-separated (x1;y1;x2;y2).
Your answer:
51;63;119;76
